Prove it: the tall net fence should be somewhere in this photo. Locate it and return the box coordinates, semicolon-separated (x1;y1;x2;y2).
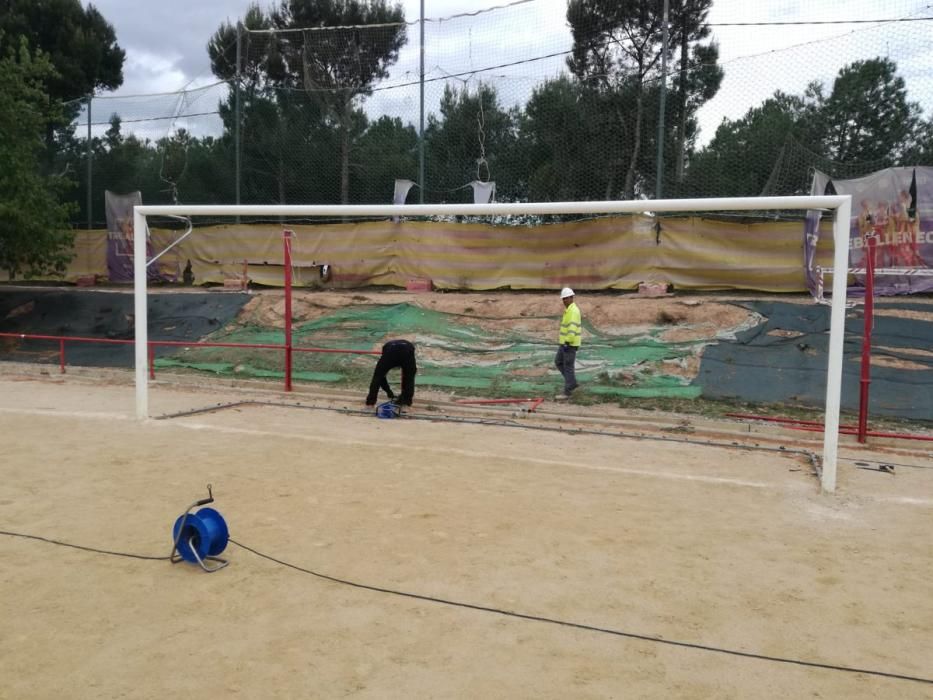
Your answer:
64;0;933;226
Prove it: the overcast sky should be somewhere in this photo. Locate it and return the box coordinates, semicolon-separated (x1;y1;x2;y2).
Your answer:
83;0;933;144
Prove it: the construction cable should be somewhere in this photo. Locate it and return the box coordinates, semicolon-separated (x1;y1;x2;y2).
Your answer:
227;537;933;686
154;400;822;475
0;530;169;560
0;527;929;685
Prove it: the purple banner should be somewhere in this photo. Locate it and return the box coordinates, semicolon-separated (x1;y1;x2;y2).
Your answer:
806;167;933;296
105;190;166;282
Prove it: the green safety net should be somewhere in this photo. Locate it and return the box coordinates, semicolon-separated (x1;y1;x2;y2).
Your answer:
154;303;703;400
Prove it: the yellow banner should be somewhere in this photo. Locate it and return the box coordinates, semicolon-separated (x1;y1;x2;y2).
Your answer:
3;216;836;293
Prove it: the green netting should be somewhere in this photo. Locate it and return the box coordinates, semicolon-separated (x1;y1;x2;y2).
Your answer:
154;302;703;400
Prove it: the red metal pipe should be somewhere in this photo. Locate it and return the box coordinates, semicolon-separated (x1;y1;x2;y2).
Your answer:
148;345;155;380
457;397;545;413
783;423;933;442
59;339;65;374
728;413;933;442
147;340;287;350
857;234;878;443
293;347;381;356
283;229;293;392
0;332;136;345
726;413;857;429
0;332;379;355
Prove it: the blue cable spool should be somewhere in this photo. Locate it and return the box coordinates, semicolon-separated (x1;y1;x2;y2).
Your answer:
172;507;229;563
377;401;401;419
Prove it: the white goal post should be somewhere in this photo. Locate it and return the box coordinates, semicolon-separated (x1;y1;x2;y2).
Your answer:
134;196;852;492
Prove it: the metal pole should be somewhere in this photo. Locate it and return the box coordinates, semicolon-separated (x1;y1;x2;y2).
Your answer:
655;0;670;200
857;234;877;443
235;22;242;220
133;207;149;420
821;196;852;493
418;0;425;204
283;229;293;392
86;94;93;230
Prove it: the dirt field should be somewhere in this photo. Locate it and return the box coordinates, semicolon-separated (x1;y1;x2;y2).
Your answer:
1;369;932;699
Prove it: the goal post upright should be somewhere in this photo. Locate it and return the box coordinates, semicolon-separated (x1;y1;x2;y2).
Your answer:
133;195;851;492
133;207;149;422
821;195;852;493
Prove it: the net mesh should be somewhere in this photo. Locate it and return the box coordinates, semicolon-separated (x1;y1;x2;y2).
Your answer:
63;0;933;225
155;301;704;399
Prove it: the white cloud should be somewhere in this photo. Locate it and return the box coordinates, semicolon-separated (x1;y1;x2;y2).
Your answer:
122;49;188;94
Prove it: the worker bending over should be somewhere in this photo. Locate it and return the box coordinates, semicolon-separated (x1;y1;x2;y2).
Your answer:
366;339;417;406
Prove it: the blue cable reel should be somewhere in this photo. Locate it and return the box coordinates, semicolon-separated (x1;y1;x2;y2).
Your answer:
377;401;401;419
170;484;229;573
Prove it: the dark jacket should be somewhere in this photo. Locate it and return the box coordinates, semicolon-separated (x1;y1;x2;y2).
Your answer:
366;339;417;406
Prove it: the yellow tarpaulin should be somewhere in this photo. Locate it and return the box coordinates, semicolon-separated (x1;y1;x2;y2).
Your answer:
2;216;836;292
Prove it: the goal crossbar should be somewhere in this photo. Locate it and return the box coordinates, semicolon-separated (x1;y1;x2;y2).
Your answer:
134;195;852;493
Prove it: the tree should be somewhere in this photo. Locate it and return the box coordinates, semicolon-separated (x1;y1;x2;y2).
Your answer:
818;58;922;165
685;57;928;197
566;0;720;199
352;115;418;203
670;2;722;186
210;1;407;205
685;91;817;197
0;0;124;149
567;0;664;199
521;76;620;201
423;83;523;202
0;34;75;278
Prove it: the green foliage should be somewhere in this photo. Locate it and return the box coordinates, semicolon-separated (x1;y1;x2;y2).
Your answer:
690;57;933;196
0;35;75;278
353;116;418;203
0;0;124;150
566;0;721;199
0;0;124;101
687;91;815;197
523;77;620;201
424;83;524;201
209;0;408;204
819;58;922;164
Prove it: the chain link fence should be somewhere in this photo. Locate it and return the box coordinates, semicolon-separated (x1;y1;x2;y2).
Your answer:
63;0;933;226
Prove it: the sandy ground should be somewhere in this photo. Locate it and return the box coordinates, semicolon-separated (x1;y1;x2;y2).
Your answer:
1;370;932;699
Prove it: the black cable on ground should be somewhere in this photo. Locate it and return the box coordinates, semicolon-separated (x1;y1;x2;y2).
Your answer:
2;528;930;685
0;529;169;560
155;400;822;475
839;456;933;470
228;537;933;686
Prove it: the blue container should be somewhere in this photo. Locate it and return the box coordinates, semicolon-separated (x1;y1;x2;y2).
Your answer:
377;401;400;419
172;507;229;563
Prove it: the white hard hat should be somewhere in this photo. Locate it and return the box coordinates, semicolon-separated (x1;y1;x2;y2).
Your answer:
560;287;575;299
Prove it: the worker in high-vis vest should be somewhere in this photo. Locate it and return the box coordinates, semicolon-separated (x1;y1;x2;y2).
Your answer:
554;287;581;400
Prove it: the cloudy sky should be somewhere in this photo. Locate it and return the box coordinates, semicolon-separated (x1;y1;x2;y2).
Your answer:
84;0;933;143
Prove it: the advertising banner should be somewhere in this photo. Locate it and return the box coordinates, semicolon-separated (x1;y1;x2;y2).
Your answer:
806;167;933;296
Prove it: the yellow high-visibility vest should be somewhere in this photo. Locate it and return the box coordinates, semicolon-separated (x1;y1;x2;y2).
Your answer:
559;302;582;347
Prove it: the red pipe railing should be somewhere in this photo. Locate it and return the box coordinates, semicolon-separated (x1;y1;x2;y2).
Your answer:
283;229;294;392
0;331;378;391
726;413;857;429
726;412;933;442
857;234;878;443
456;397;545;412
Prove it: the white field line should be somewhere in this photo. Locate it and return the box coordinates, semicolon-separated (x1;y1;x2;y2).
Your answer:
7;405;932;505
169;420;786;490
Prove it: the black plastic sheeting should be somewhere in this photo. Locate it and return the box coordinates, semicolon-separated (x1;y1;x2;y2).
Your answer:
0;289;250;368
695;300;933;421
